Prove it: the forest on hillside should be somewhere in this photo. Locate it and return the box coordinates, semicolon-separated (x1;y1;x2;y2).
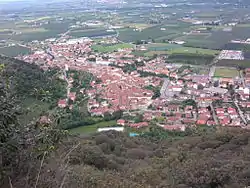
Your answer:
3;125;250;188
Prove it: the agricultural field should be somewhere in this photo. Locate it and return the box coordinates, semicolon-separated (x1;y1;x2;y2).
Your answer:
147;43;182;51
214;68;239;78
143;51;168;57
0;19;72;42
199;68;210;75
143;43;219;57
217;59;250;68
0;45;31;57
168;47;219;55
117;23;190;43
69;120;117;134
91;43;134;52
69;28;116;38
223;43;250;51
167;53;215;65
183;24;250;50
123;23;153;29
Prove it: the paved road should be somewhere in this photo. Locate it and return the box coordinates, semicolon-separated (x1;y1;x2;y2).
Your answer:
239;70;246;88
210;103;219;124
160;78;170;98
208;57;219;67
209;66;216;78
234;101;247;125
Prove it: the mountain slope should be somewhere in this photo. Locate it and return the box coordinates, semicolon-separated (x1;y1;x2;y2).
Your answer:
7;126;250;188
0;55;66;124
0;55;66;100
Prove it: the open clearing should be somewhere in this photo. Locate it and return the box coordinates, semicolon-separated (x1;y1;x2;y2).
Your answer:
168;47;219;55
214;68;239;78
0;45;31;57
217;60;250;68
123;23;153;29
144;44;219;57
91;43;133;52
69;120;117;134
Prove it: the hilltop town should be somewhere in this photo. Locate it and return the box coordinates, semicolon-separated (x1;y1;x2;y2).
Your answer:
18;35;250;131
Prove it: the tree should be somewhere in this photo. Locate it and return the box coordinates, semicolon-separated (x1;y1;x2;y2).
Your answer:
104;112;112;121
214;80;219;87
134;114;143;123
198;84;204;90
152;88;161;99
112;110;123;120
135;40;143;45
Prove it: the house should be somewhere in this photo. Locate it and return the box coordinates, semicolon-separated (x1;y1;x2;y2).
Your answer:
97;127;124;132
177;79;184;86
164;124;186;131
167;105;179;112
90;108;105;117
185;113;192;118
129;122;149;128
170;72;178;79
68;92;76;101
117;119;126;126
39;116;51;125
58;99;67;108
217;113;225;119
198;108;208;114
197;119;207;125
185;105;193;111
207;120;216;126
69;105;74;110
229;112;238;119
231;118;241;126
80;88;85;94
170;85;182;92
182;119;195;124
220;117;231;126
168;116;179;122
228;107;236;114
216;108;224;114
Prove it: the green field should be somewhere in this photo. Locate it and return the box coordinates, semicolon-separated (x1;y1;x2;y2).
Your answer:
147;43;182;51
123;23;153;29
168;47;219;55
70;28;116;38
214;68;239;78
91;43;134;52
69;120;117;134
167;53;215;65
182;24;250;50
0;20;71;42
117;23;189;43
0;45;31;57
144;51;168;56
143;44;219;57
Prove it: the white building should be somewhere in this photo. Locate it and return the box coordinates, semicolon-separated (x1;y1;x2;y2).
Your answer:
97;127;124;132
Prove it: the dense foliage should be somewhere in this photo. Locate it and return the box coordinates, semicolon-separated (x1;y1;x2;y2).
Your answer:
5;126;250;188
0;55;66;103
0;60;67;187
